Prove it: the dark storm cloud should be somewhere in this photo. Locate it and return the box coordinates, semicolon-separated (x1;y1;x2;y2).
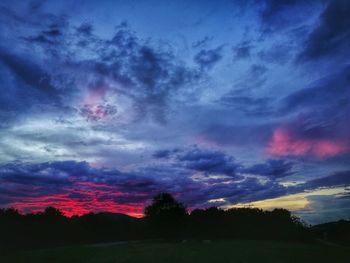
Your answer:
176;148;241;177
260;0;305;20
0;162;70;186
281;65;350;137
258;0;317;32
152;149;172;159
0;50;57;97
244;159;294;178
301;170;350;190
187;176;287;207
152;148;180;159
20;12;69;51
75;23;93;36
194;46;224;70
153;147;298;179
0;161;107;186
299;0;350;61
25;22;65;45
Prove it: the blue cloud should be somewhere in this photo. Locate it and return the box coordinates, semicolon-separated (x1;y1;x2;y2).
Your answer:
244;159;294;178
176;148;241;177
194;46;224;70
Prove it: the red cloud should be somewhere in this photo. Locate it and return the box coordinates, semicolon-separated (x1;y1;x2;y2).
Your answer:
267;128;348;158
8;182;145;218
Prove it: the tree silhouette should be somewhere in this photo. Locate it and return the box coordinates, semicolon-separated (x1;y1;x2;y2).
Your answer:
43;207;64;219
144;193;187;238
144;193;187;219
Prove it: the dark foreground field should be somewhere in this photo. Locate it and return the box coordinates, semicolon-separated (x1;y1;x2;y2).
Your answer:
2;240;350;263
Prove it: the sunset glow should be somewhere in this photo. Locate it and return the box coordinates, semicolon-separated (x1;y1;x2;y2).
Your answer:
0;0;349;224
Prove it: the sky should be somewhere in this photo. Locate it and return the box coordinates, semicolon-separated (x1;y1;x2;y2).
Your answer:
0;0;349;224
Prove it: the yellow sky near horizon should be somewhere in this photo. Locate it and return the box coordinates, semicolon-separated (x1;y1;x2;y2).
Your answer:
220;187;349;212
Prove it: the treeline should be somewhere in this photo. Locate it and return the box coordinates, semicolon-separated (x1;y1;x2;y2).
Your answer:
143;193;309;241
0;193;346;250
0;207;140;250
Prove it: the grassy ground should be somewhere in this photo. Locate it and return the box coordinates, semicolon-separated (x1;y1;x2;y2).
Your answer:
2;239;350;263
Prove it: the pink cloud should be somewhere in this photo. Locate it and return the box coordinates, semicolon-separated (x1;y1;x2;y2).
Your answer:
266;128;348;158
80;87;117;121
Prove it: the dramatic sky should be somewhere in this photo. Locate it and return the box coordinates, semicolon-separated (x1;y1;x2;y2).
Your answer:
0;0;350;224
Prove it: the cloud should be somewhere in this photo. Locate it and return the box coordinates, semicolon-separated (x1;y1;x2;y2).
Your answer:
24;23;65;45
276;66;350;159
152;148;180;159
0;161;159;216
197;122;274;147
0;159;348;218
282;66;350;113
257;44;292;64
75;23;93;36
258;0;318;33
233;41;252;60
153;146;298;179
0;156;276;213
225;177;287;204
299;0;350;61
0;9;203;124
176;147;241;177
218;94;273;116
0;51;53;94
228;64;268;93
192;36;213;49
194;46;224;70
266;128;349;159
302;170;350;189
243;159;294;178
0;159;219;216
250;64;268;76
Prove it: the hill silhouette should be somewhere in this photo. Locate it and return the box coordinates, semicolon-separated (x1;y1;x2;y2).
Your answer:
93;212;138;222
311;220;350;245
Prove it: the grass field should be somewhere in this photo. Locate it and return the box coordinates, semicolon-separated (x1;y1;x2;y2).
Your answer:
2;239;350;263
